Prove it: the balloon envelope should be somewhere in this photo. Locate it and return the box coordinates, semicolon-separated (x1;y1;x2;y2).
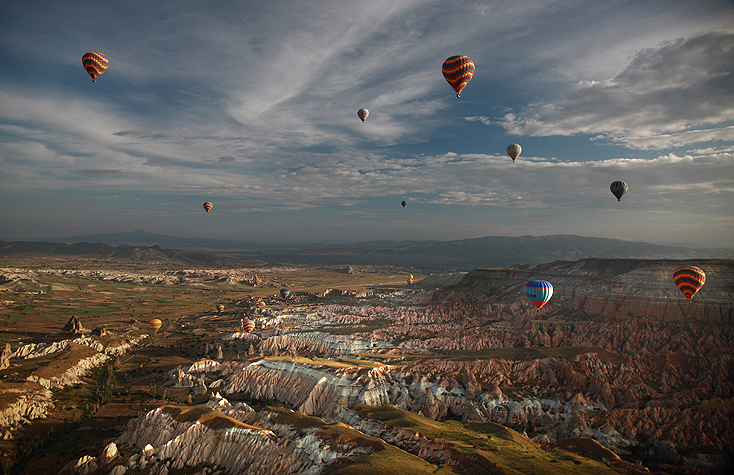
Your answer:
203;201;213;212
257;301;266;308
149;318;162;332
507;144;522;162
357;108;369;122
610;181;628;201
526;280;553;309
82;52;108;82
280;288;290;298
673;266;706;300
442;55;475;97
216;304;224;313
401;201;407;208
242;318;255;334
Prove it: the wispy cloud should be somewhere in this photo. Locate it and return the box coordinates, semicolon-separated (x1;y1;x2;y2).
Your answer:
495;31;734;149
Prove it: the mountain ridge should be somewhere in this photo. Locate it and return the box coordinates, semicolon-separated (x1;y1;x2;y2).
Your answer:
2;233;732;271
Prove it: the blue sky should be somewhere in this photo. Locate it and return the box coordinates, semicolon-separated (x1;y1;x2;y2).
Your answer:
1;0;733;246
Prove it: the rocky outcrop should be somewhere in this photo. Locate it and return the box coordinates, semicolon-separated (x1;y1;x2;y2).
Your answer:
0;381;53;439
112;403;384;474
0;343;10;370
26;351;111;390
62;316;84;335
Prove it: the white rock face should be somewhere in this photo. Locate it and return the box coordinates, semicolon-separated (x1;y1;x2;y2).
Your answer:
224;360;393;419
0;383;54;433
27;352;111;389
114;403;377;475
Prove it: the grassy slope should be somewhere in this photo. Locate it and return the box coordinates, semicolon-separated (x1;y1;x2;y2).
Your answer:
353;405;628;475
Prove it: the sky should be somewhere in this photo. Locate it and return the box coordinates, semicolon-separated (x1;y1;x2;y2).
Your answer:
1;0;733;247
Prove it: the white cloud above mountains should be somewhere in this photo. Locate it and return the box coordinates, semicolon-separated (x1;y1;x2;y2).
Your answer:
495;31;734;150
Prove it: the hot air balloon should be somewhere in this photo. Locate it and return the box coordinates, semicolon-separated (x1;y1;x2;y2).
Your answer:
241;318;255;334
149;318;162;333
673;266;706;300
216;304;224;314
442;55;475;97
257;301;266;308
610;181;628;201
358;108;369;122
280;288;290;298
401;201;407;208
203;201;213;212
82;52;108;82
525;280;553;310
507;144;522;162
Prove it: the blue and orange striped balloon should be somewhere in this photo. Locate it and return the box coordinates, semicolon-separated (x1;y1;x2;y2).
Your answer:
149;318;162;332
525;280;553;310
82;52;108;82
442;55;475;97
673;266;706;300
242;318;255;334
280;288;290;298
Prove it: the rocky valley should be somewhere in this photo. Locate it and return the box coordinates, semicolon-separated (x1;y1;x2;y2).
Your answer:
0;257;731;474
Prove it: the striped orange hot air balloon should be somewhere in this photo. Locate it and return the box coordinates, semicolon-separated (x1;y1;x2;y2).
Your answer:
673;266;706;300
442;55;474;97
203;201;213;212
82;52;108;82
216;304;224;313
242;318;255;334
149;318;162;333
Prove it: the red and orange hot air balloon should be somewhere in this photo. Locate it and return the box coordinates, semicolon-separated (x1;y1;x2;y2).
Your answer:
203;201;213;212
442;55;474;97
673;266;706;300
82;52;108;82
242;318;255;334
149;318;162;333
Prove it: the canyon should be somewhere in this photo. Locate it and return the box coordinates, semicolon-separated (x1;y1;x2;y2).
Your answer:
1;258;732;474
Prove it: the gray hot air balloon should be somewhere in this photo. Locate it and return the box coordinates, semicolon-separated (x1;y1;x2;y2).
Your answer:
610;181;628;201
506;144;522;162
357;108;369;122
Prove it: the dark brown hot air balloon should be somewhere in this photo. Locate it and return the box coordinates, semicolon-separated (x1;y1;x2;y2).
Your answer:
203;201;213;212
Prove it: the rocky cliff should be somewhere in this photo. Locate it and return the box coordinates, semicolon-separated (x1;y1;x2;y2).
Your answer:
434;258;734;323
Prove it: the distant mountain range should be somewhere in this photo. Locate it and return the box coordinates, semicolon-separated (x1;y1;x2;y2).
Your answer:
4;230;732;271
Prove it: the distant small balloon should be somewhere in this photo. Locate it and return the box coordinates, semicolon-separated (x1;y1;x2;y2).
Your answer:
610;181;628;201
257;301;266;308
506;144;522;162
203;201;213;212
241;318;255;334
280;288;290;298
149;318;162;333
82;52;108;82
358;108;369;122
401;201;407;208
216;304;224;313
